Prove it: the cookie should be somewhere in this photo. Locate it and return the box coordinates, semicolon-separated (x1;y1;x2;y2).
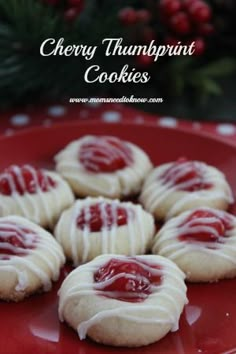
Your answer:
0;164;74;228
0;215;65;301
140;158;233;220
152;207;236;282
55;197;155;265
55;135;152;199
58;254;187;347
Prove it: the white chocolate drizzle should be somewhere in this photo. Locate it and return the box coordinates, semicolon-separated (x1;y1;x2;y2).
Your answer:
0;217;65;293
141;161;234;219
153;207;236;264
58;255;187;339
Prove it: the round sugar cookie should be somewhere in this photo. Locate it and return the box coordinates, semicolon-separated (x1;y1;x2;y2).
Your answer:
0;215;65;301
55;135;153;199
58;254;187;347
55;197;155;265
0;164;74;228
140;158;233;220
152;207;236;282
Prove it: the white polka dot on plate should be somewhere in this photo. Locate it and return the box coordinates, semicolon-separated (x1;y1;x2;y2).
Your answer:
47;105;66;117
85;101;101;108
135;116;144;124
216;123;236;136
80;110;89;119
43;119;52;127
102;111;121;123
10;114;30;126
5;129;15;136
158;117;177;128
192;122;201;130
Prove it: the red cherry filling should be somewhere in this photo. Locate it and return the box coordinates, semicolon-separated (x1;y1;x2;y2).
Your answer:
79;136;133;173
0;222;38;259
0;165;56;196
161;157;212;192
94;258;162;302
179;209;233;244
77;202;131;232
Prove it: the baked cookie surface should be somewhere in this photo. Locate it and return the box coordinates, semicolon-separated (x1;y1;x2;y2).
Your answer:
55;135;153;199
0;215;65;301
0;164;74;228
58;254;187;347
140;158;233;220
152;207;236;282
55;197;155;265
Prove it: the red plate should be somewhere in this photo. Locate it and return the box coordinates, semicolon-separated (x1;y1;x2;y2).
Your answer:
0;122;236;354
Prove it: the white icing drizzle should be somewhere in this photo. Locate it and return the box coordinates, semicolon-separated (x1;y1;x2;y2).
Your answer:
57;197;152;265
141;161;234;219
79;136;133;172
136;205;147;254
0;218;65;293
99;200;110;254
58;255;187;340
153;207;236;265
1;265;29;291
25;165;52;224
0;222;37;258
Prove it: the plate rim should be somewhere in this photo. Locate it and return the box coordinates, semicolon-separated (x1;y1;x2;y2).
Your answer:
0;120;235;150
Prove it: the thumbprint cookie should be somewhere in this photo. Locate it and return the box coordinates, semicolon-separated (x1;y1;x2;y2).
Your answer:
140;158;233;220
55;135;153;199
0;164;74;228
0;215;65;301
152;207;236;282
55;197;155;265
58;254;187;347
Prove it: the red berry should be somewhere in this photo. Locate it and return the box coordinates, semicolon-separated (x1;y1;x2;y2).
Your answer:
159;0;182;16
189;2;212;23
142;27;156;43
67;0;84;11
170;11;191;35
193;38;206;55
197;23;214;35
182;0;197;9
64;7;81;21
118;7;138;25
43;0;59;5
136;9;151;23
165;36;180;46
136;54;154;67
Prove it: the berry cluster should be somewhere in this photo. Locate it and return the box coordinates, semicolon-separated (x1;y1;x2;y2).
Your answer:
118;0;214;64
159;0;214;55
42;0;84;22
118;7;155;67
